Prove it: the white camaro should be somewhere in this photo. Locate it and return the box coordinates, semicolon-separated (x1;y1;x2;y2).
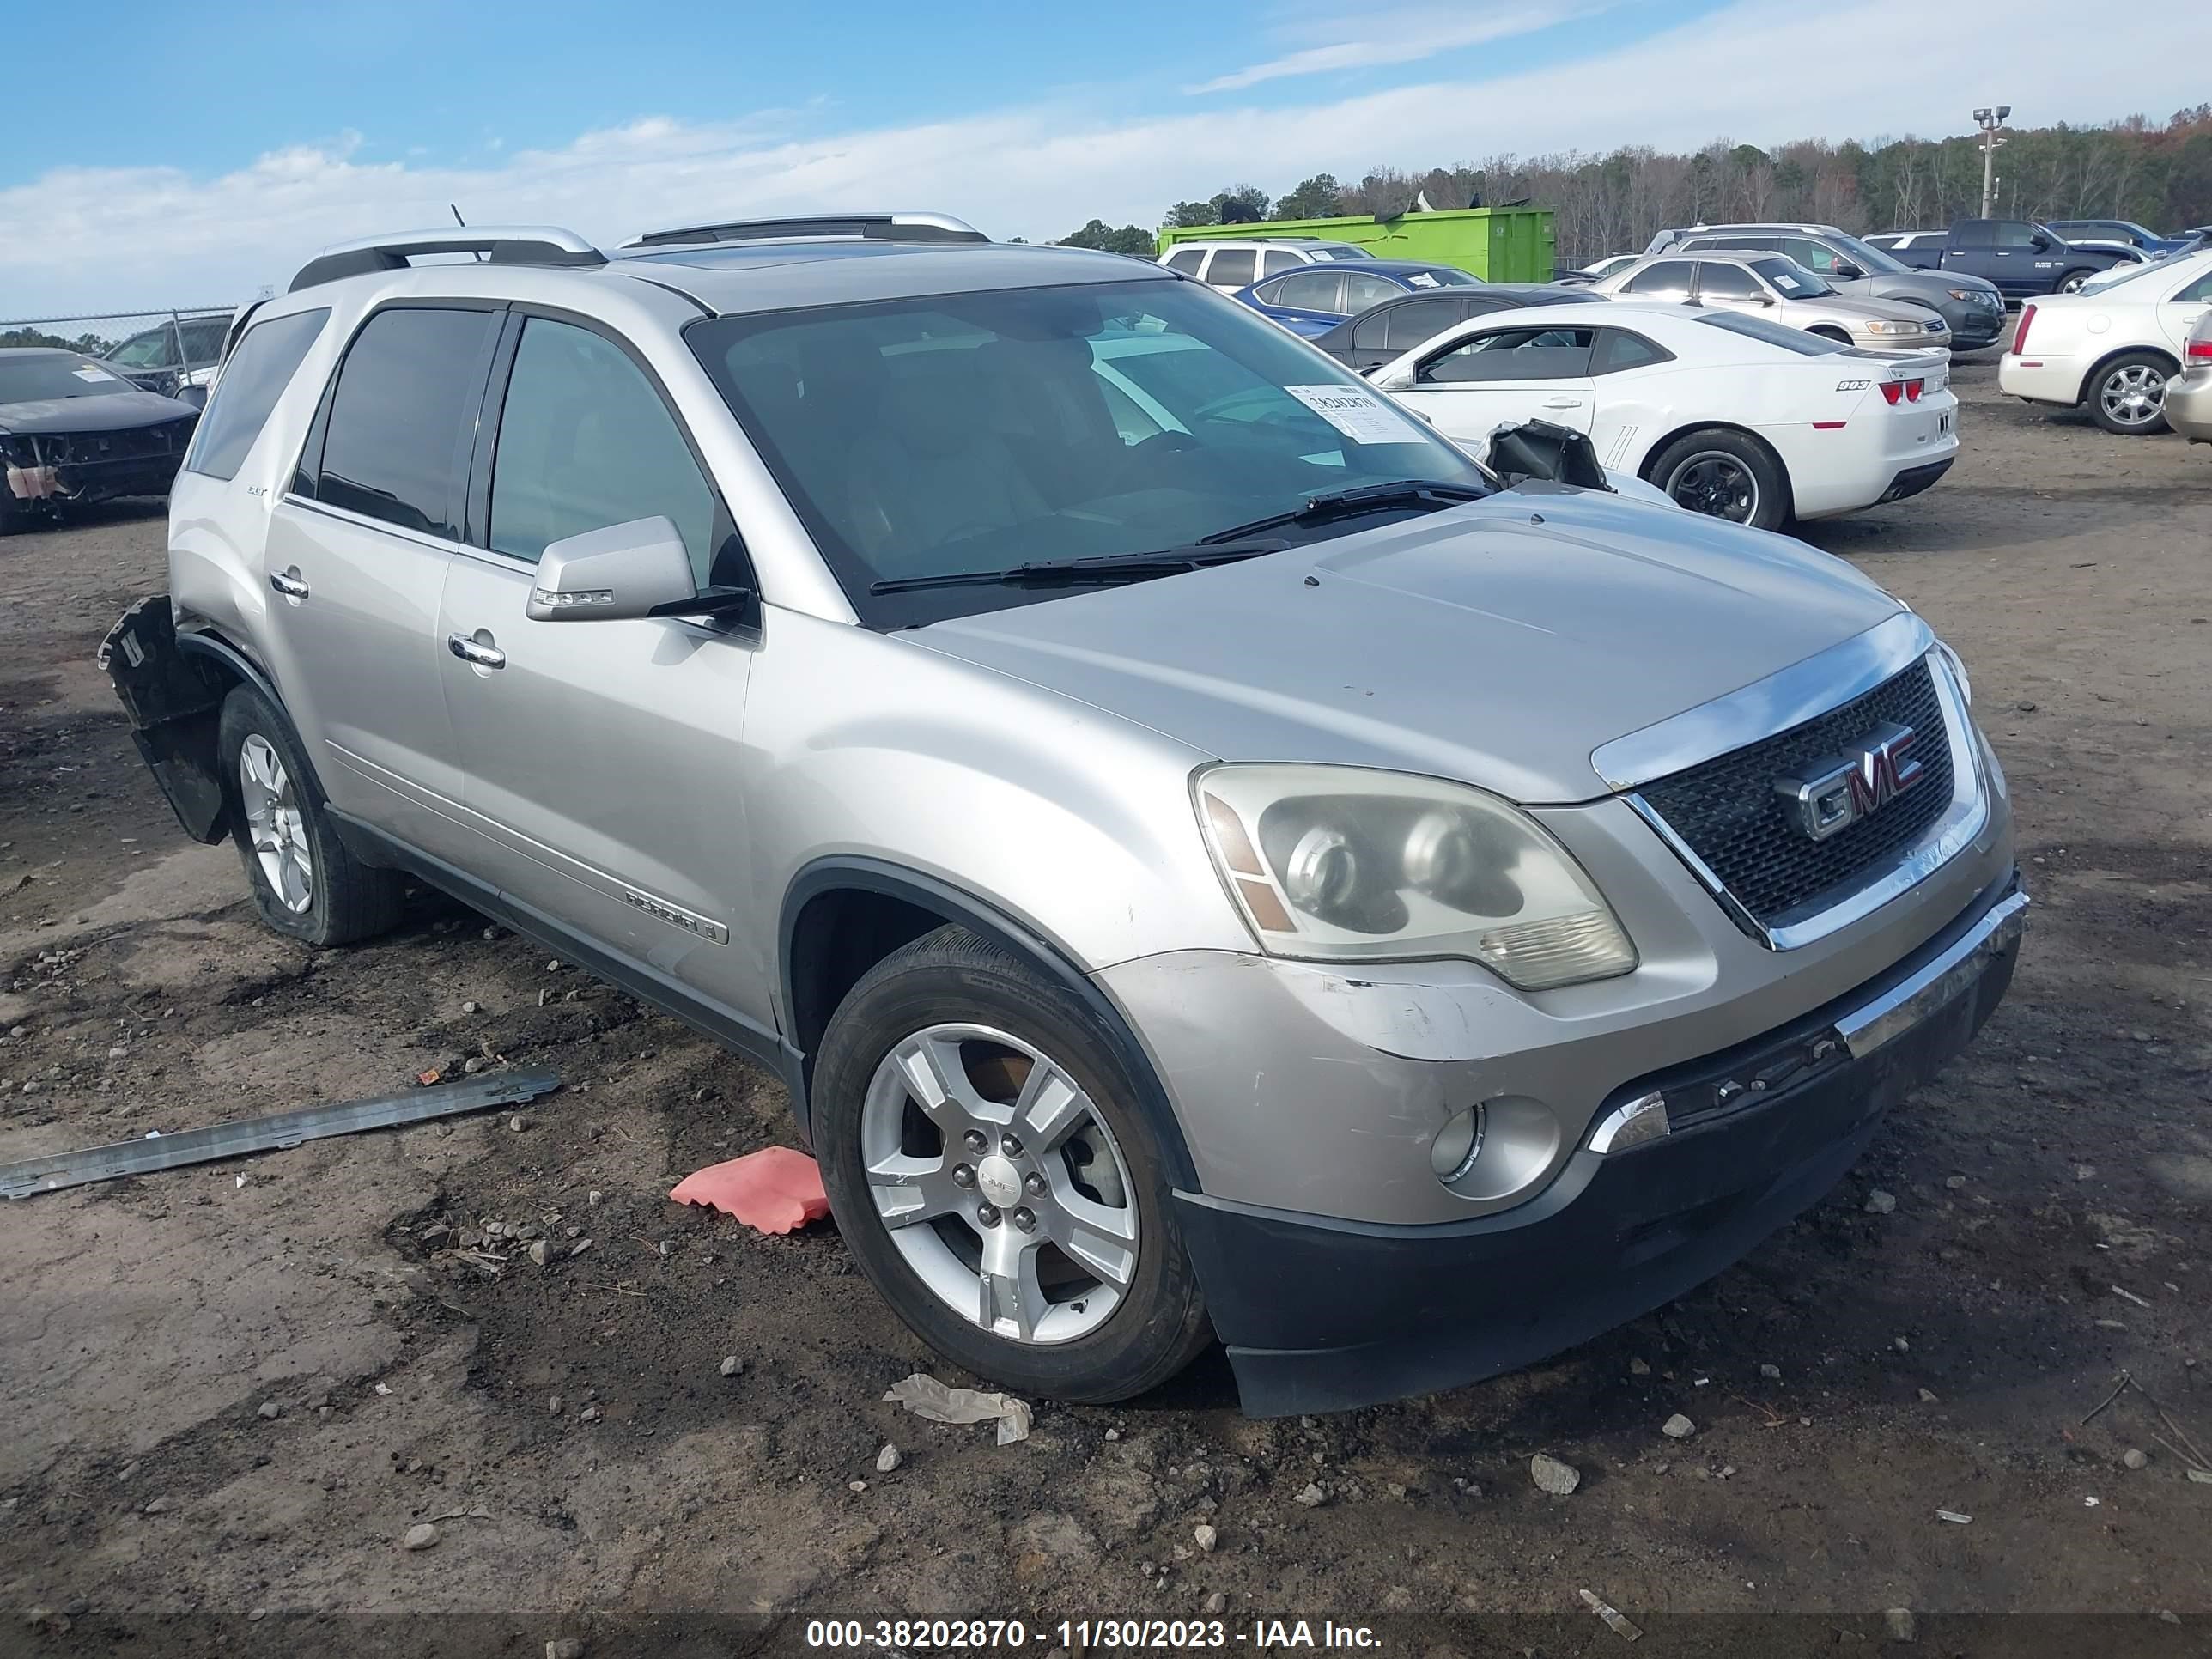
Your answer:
1367;301;1958;530
1998;248;2212;434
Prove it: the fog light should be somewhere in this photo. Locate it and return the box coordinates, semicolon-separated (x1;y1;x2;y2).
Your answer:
1430;1103;1486;1183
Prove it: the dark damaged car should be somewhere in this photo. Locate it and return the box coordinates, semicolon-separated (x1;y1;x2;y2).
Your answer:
0;349;200;533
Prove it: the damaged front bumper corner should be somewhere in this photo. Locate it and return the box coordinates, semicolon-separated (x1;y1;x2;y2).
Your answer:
99;597;232;844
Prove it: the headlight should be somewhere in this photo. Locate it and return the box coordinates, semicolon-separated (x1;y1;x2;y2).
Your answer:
1944;288;1982;303
1194;763;1637;990
1863;319;1923;336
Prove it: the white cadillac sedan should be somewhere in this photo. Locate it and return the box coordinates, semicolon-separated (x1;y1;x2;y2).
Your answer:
1367;302;1958;530
1998;248;2212;434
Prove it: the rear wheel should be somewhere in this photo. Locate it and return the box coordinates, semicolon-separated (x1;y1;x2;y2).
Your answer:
2057;270;2094;295
1649;428;1791;531
812;926;1211;1402
216;684;405;946
2087;352;2172;434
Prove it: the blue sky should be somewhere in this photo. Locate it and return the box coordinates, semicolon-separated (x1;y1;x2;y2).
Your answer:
5;0;2204;313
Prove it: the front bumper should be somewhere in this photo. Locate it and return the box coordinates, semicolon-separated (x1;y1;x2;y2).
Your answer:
1937;300;2008;349
1174;874;2026;1414
2166;366;2212;442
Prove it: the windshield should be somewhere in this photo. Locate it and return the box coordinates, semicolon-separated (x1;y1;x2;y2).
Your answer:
0;355;140;404
1823;231;1910;275
106;329;180;369
1752;257;1835;298
689;277;1494;626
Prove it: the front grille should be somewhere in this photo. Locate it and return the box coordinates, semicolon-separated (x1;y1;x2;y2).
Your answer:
1638;659;1954;926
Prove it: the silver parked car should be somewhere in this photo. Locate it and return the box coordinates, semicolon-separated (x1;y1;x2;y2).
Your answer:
2168;307;2212;442
1595;253;1953;352
105;215;2024;1416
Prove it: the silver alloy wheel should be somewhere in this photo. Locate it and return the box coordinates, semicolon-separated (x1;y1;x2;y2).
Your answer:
2059;273;2088;294
2099;363;2166;427
860;1022;1139;1346
1664;451;1760;523
239;733;313;914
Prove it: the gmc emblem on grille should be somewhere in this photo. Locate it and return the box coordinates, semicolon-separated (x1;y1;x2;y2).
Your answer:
1774;722;1924;841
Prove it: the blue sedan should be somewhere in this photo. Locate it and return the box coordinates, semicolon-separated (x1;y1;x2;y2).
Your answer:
1232;259;1484;336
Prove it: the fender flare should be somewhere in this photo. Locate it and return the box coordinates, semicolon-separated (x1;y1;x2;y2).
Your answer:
175;631;337;807
780;856;1200;1191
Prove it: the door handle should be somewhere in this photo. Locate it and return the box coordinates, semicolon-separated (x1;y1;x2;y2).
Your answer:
447;632;507;670
268;568;310;600
1542;397;1585;409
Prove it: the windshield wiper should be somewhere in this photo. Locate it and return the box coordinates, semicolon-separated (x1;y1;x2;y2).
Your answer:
1194;479;1490;545
869;538;1291;596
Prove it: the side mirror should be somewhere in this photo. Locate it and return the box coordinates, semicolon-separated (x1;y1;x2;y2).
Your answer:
1370;364;1416;392
527;516;747;623
1834;261;1863;280
2030;234;2052;252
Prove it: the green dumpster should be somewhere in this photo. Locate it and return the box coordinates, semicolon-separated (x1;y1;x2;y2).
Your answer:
1156;208;1556;284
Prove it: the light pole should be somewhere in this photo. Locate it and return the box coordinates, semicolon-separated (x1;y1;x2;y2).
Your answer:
1973;106;2010;220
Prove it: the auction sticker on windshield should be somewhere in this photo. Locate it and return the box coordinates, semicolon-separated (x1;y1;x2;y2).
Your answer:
1285;385;1428;445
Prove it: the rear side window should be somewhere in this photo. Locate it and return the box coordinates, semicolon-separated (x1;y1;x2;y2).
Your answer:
311;307;498;538
489;317;718;581
1258;248;1299;279
1206;249;1256;288
1268;270;1344;310
1622;260;1695;296
184;308;329;482
1164;249;1205;275
1591;329;1674;374
1382;296;1465;349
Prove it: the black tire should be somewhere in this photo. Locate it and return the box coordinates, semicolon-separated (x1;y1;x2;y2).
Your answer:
2057;270;2094;295
216;684;405;946
2086;351;2172;435
812;925;1212;1403
1647;428;1792;531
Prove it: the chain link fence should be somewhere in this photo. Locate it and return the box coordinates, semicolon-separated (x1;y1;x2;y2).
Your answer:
2;306;240;397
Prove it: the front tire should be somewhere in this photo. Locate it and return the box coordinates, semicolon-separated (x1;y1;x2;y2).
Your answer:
1649;428;1791;530
2087;352;2172;434
812;926;1211;1402
216;684;405;946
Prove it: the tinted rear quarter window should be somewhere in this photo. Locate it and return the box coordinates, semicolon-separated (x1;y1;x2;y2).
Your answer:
309;307;497;538
184;308;330;482
1591;329;1674;374
1164;249;1205;274
1258;248;1299;278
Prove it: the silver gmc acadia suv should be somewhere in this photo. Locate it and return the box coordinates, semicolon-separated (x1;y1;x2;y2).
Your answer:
103;214;2025;1416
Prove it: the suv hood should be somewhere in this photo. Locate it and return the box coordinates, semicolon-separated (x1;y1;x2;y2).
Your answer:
911;490;1904;803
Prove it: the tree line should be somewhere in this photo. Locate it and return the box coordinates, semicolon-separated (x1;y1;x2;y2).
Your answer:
1058;106;2212;263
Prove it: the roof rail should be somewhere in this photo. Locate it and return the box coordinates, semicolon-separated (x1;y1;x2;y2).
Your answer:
620;211;988;250
288;227;606;293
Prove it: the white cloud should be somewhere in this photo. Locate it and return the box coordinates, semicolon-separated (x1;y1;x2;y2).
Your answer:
0;0;2198;317
1185;3;1601;94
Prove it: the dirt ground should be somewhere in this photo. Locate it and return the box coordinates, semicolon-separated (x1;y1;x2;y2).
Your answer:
1;350;2208;1659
